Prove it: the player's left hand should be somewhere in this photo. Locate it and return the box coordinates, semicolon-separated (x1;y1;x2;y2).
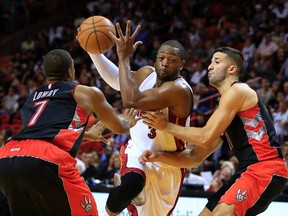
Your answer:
84;121;110;145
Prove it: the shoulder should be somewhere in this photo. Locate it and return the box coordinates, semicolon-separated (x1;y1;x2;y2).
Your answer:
162;78;191;93
132;66;155;86
176;77;193;91
74;85;106;114
158;79;192;112
74;85;105;101
233;83;257;100
78;84;104;94
222;83;257;111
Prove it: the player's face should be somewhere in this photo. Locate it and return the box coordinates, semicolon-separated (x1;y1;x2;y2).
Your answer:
208;52;230;86
154;45;184;82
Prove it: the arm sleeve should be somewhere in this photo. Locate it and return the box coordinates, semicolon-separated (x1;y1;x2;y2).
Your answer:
88;53;120;91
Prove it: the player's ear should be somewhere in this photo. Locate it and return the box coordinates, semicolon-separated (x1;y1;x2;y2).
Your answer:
68;68;73;80
180;60;186;70
228;65;237;74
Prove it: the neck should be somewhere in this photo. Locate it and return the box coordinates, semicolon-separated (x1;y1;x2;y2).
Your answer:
156;75;180;87
214;78;239;95
46;77;69;82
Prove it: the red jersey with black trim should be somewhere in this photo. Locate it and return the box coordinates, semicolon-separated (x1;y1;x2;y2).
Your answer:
12;81;89;157
224;100;283;169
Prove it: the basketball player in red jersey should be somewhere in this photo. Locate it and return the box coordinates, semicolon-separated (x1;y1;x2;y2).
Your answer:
140;47;288;216
0;49;136;216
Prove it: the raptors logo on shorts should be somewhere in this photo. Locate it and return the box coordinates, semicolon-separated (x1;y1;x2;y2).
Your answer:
236;189;248;202
80;195;93;213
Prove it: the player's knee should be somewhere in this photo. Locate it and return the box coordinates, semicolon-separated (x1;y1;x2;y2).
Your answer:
120;172;145;198
199;207;212;216
106;172;145;213
212;203;235;216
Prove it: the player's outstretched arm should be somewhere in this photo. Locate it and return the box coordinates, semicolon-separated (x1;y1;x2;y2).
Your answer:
109;21;144;108
139;137;222;168
84;109;138;144
143;85;248;147
88;53;120;91
75;85;136;134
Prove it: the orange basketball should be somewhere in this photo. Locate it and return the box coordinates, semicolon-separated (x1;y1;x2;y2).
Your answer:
77;16;116;54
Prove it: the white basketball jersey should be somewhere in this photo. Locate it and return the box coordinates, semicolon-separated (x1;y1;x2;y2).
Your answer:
129;71;192;153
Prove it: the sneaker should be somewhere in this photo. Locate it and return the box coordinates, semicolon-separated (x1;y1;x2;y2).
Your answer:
131;189;146;206
113;173;121;187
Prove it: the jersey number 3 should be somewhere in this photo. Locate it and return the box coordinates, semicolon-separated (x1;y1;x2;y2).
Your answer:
148;126;156;139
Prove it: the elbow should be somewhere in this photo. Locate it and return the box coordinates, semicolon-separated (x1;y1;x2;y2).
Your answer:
187;157;205;168
122;100;138;109
198;130;215;149
121;91;143;109
194;157;206;168
122;101;132;109
198;137;211;149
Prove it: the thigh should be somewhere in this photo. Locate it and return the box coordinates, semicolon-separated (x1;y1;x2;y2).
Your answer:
0;155;98;216
245;175;287;216
120;143;145;177
199;207;212;216
0;157;46;216
50;154;98;216
219;160;288;216
134;164;184;215
212;203;235;216
205;177;237;212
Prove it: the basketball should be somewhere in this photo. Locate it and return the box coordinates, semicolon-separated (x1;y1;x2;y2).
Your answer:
77;16;116;54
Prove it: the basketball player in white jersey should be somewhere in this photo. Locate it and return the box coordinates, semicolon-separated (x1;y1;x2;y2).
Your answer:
88;21;193;216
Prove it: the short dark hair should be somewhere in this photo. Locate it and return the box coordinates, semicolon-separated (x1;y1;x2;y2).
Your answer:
161;40;185;60
213;47;244;75
43;49;72;80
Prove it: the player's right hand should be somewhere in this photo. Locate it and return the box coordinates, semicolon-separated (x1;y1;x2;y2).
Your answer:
122;108;140;128
138;150;159;165
142;110;168;131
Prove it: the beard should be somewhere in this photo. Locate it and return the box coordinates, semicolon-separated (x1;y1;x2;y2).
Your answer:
208;70;227;85
156;69;177;82
158;75;172;82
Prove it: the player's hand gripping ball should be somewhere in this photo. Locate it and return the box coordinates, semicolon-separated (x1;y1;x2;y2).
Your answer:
77;16;116;54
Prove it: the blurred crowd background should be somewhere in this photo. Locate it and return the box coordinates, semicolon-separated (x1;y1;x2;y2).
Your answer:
0;0;288;197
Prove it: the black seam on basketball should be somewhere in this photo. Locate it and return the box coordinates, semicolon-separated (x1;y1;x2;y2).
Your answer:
96;31;114;45
79;23;95;26
92;16;101;53
78;25;114;37
86;31;96;53
81;17;104;25
77;26;96;37
92;17;105;24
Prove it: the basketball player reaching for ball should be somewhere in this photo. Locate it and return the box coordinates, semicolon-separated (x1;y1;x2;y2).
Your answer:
139;47;288;216
0;49;138;216
88;21;218;216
